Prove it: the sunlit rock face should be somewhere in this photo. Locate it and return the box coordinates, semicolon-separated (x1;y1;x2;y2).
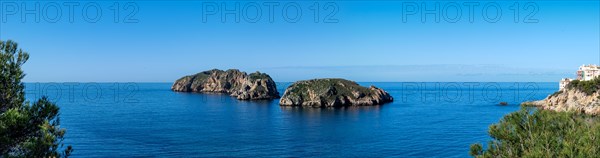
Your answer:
172;69;279;100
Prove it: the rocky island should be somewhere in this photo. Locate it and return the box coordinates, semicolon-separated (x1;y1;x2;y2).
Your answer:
279;78;393;107
171;69;279;100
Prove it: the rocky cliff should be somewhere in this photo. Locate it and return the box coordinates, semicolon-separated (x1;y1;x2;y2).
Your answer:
279;78;393;107
171;69;279;100
526;81;600;115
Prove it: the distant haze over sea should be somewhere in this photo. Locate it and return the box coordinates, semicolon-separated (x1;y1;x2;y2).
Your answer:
23;64;573;83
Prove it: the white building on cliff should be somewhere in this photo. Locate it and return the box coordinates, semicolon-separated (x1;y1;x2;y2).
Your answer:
559;64;600;90
577;64;600;81
559;78;572;90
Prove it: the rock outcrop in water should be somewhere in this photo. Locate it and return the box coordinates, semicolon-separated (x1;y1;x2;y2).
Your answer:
171;69;279;100
525;81;600;115
279;78;393;107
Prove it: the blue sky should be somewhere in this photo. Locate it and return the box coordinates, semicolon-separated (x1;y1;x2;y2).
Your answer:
1;0;599;82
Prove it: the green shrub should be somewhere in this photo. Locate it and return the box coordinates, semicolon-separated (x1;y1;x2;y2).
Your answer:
566;77;600;95
520;102;537;107
470;107;600;157
549;90;563;97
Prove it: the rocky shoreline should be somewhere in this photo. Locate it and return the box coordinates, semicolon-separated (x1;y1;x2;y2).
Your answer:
524;86;600;115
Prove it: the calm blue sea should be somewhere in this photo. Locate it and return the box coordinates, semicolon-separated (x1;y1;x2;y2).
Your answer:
24;82;555;157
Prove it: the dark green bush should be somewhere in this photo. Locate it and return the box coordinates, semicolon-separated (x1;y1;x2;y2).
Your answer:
566;78;600;95
470;107;600;157
549;90;563;97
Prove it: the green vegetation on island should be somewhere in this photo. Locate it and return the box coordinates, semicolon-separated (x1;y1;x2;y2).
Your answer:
286;79;374;99
279;78;393;107
0;40;72;157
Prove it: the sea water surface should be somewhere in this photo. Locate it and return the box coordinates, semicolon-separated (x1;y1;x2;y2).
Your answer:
25;82;555;157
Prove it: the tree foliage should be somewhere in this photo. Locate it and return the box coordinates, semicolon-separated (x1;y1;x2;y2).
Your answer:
0;40;72;157
470;107;600;157
0;40;27;113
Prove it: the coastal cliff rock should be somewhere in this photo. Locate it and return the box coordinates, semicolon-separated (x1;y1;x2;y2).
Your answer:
171;69;279;100
526;82;600;115
279;78;393;107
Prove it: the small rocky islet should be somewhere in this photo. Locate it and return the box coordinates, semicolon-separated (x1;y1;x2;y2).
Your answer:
171;69;280;100
279;78;393;107
172;70;394;107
